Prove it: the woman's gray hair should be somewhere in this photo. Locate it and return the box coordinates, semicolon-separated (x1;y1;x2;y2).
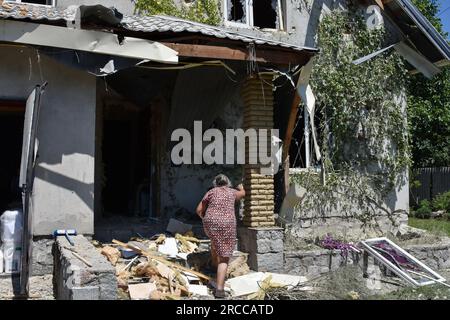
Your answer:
213;174;231;187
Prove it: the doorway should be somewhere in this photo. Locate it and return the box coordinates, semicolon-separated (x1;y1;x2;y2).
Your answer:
100;99;152;218
0;102;25;213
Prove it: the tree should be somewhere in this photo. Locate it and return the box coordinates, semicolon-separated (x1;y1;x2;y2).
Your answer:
408;0;450;168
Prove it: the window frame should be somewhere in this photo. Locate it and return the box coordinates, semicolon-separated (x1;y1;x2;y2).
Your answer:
223;0;285;31
5;0;55;7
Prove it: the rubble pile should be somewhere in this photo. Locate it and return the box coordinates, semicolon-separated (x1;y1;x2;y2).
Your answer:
96;220;252;300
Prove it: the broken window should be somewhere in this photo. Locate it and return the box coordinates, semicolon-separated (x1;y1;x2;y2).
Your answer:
224;0;284;30
228;0;247;24
5;0;54;6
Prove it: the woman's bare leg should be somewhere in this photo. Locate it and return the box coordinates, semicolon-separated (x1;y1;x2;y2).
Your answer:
216;256;229;291
210;243;218;268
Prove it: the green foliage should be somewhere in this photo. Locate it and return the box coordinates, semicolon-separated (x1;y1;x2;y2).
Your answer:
408;0;450;168
134;0;221;26
408;65;450;167
432;191;450;213
411;0;446;36
311;10;410;185
414;199;432;218
289;8;410;227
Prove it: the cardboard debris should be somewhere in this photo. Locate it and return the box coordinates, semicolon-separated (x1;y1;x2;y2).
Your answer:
158;237;179;257
225;272;307;297
166;218;192;235
101;246;121;266
128;282;157;300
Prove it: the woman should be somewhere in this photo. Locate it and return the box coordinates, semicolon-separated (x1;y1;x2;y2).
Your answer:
196;174;245;298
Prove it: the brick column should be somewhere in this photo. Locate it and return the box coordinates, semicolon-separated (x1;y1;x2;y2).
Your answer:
241;74;275;227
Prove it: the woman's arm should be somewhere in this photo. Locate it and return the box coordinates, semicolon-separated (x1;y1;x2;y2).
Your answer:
196;200;206;219
235;183;246;201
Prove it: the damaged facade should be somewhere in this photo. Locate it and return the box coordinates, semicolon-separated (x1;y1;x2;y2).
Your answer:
0;0;449;299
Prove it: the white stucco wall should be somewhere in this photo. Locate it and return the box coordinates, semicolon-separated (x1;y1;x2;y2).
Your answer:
0;46;96;236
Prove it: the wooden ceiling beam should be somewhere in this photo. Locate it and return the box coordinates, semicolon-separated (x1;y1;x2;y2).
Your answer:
160;41;310;65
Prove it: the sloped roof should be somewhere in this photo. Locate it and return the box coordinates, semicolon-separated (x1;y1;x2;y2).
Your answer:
379;0;450;65
0;2;317;53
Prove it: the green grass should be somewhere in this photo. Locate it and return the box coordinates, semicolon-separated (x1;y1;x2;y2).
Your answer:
409;217;450;237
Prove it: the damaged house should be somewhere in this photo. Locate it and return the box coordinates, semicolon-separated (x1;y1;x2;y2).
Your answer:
0;0;449;299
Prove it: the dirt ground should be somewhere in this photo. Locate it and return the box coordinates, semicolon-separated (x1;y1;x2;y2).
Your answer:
0;274;54;300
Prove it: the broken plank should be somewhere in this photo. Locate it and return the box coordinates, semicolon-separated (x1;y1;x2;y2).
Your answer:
112;239;211;281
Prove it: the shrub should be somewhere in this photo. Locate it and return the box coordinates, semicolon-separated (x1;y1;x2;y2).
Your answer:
415;199;432;219
432;191;450;213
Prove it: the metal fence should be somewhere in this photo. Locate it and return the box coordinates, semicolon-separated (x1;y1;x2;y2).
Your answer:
410;167;450;205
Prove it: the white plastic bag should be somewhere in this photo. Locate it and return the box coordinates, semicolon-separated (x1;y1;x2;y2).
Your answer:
0;209;23;243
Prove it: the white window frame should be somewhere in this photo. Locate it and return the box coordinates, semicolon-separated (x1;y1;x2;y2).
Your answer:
5;0;55;7
223;0;284;31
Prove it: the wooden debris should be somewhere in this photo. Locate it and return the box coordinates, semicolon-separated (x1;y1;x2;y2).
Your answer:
113;239;211;281
63;246;93;267
101;246;121;266
175;233;198;253
71;251;93;267
155;234;166;244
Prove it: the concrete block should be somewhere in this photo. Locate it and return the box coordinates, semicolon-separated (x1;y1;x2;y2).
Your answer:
71;286;100;300
54;235;116;300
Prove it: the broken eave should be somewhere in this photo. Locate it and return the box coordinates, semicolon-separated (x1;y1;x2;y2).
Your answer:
371;0;450;66
0;3;318;68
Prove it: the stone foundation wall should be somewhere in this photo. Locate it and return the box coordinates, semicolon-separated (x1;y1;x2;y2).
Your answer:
53;235;116;300
284;240;450;278
238;227;284;273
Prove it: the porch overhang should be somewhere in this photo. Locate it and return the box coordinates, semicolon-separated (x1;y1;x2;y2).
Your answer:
0;3;318;68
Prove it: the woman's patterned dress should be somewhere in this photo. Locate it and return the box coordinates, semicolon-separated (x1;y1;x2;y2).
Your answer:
201;186;237;257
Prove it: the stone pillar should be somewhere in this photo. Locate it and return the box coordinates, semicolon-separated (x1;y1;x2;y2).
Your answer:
238;74;284;272
241;74;275;227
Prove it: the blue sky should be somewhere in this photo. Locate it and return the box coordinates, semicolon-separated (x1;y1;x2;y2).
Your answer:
437;0;450;38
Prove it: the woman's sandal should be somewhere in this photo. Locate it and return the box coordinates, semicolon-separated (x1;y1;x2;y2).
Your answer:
214;289;226;299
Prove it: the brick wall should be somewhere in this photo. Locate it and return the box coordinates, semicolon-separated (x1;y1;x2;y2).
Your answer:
241;74;275;227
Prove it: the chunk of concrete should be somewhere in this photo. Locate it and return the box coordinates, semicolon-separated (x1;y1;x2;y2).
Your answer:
166;218;192;235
